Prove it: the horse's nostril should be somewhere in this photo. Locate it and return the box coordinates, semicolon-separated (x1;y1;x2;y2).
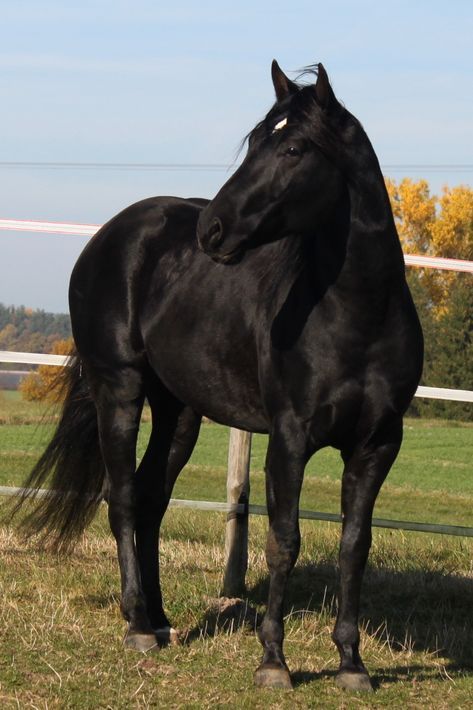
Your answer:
208;218;223;249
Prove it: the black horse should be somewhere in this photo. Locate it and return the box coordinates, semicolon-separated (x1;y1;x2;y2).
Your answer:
18;61;423;692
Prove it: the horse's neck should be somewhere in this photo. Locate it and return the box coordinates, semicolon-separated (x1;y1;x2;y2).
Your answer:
343;173;403;281
308;172;404;305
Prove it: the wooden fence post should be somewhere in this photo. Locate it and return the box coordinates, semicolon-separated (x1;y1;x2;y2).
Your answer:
222;428;252;597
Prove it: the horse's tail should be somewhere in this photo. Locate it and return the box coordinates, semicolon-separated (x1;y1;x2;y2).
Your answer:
13;352;106;551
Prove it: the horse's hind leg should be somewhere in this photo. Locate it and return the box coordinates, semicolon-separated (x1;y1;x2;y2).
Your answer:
134;388;201;644
89;366;156;651
332;418;403;692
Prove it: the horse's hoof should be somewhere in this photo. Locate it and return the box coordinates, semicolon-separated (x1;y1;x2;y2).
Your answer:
154;626;180;646
254;665;293;689
124;631;159;653
335;670;373;693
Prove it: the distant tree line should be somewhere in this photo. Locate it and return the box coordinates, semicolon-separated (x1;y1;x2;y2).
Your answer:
0;304;71;370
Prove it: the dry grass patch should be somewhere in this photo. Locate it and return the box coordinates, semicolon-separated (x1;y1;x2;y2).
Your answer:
1;509;473;707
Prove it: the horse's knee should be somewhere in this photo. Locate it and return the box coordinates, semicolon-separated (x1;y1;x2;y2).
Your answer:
265;524;300;574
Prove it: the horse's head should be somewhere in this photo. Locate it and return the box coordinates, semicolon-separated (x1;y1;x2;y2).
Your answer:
197;61;360;263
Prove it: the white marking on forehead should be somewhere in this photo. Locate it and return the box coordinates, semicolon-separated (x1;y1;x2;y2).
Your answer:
272;117;288;133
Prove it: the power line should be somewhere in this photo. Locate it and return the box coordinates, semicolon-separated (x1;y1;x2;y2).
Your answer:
383;165;473;173
0;161;472;173
0;161;232;172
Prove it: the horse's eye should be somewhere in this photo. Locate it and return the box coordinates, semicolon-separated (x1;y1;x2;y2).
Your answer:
285;146;301;157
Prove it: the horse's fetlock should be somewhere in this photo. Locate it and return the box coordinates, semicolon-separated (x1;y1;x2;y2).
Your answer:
258;619;284;648
332;622;360;651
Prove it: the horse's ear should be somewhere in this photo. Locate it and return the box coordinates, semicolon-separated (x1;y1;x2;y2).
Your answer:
314;63;336;109
271;60;298;102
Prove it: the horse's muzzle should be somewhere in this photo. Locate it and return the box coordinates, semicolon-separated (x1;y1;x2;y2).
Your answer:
197;212;245;264
206;218;224;249
197;215;224;254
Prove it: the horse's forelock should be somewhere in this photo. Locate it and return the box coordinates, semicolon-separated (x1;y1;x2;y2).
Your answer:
239;67;350;160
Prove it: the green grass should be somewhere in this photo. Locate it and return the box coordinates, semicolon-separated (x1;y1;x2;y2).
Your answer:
2;393;472;528
0;390;21;401
1;394;473;706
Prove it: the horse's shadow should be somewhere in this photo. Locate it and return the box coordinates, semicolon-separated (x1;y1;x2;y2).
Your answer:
184;559;473;686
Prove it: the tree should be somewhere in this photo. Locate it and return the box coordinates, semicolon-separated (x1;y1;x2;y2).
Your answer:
0;323;18;349
430;186;473;260
404;270;435;418
386;178;436;254
428;186;473;314
20;338;74;402
386;180;473;317
416;273;473;421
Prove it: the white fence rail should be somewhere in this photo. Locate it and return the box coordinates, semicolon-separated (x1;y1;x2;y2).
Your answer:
1;352;472;403
0;351;71;367
1;217;473;273
0;218;98;237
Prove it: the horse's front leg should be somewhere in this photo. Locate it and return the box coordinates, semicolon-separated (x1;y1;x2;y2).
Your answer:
255;421;307;690
333;418;403;692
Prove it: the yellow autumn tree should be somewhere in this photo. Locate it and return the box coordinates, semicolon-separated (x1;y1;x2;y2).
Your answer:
20;338;74;402
386;179;473;315
385;178;436;254
428;186;473;312
430;186;473;259
386;177;442;310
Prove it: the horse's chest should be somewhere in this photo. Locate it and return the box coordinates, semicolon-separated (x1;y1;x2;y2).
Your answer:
265;305;412;440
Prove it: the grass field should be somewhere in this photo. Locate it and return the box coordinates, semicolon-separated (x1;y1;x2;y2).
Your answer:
1;391;473;707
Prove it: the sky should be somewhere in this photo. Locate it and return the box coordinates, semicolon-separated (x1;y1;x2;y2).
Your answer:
0;0;472;313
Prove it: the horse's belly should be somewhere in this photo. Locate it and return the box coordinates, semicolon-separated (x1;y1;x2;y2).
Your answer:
146;337;269;434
